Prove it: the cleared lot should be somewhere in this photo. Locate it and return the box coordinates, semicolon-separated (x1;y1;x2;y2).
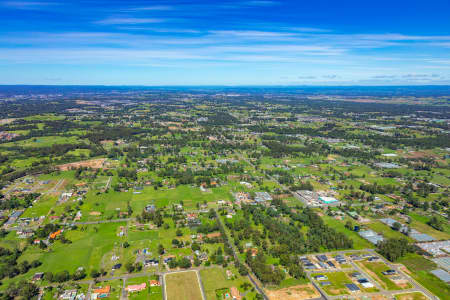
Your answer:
165;271;203;300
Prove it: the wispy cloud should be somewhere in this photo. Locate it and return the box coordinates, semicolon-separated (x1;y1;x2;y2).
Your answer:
244;0;279;6
127;5;173;11
2;1;57;10
289;27;331;33
95;17;165;25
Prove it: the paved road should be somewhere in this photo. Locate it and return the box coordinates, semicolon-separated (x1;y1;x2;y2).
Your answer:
214;208;269;300
47;179;64;194
196;270;207;300
105;176;112;190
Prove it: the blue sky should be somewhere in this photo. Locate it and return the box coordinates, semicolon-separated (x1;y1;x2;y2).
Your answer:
1;0;450;85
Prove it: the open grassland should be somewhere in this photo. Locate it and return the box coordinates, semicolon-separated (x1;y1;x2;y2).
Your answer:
322;216;374;249
398;254;450;300
16;222;127;279
394;292;429;300
367;221;414;242
165;271;203;300
130;184;234;213
0;135;85;148
408;212;450;236
357;261;409;291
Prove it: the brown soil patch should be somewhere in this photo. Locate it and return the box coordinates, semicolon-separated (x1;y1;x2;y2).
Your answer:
404;151;436;159
0;118;16;125
89;211;101;216
266;284;320;300
396;281;412;289
395;292;428;300
57;158;106;171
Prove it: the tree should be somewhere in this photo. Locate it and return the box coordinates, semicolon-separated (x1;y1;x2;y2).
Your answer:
125;261;135;273
72;268;86;280
43;272;54;282
178;257;192;269
158;244;165;255
168;259;178;269
90;269;100;278
392;222;402;231
191;242;200;251
55;270;70;282
19;281;40;299
345;220;353;230
238;264;248;276
377;238;412;262
428;216;443;231
176;229;183;237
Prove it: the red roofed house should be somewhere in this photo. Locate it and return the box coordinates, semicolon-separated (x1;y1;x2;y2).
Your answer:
230;287;241;300
49;230;62;239
125;283;146;293
93;285;110;295
149;280;160;287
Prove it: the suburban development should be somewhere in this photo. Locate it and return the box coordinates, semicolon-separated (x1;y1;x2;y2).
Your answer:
0;86;448;300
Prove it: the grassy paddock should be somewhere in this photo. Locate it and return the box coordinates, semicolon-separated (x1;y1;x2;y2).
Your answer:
398;254;450;300
394;292;429;300
357;261;409;291
312;271;352;296
165;271;203;300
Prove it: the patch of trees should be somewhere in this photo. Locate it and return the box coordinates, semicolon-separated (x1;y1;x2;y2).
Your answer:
360;182;397;194
246;251;285;285
137;209;164;227
203;112;238;125
0;247;42;280
376;238;413;261
427;216;444;231
0;280;40;299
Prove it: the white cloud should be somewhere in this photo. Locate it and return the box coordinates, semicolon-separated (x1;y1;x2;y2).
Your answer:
96;18;165;25
127;5;173;11
3;1;57;10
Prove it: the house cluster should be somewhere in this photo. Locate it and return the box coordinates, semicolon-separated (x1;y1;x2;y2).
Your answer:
91;285;110;299
233;191;273;206
222;286;241;300
416;240;450;283
0;131;19;141
59;289;86;300
4;210;24;227
349;271;375;288
144;258;159;268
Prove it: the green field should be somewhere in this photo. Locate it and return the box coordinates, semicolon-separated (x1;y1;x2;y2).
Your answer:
322;216;374;249
398;254;450;300
357;261;410;291
165;271;203;300
394;292;429;300
312;271;352;296
199;267;257;300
